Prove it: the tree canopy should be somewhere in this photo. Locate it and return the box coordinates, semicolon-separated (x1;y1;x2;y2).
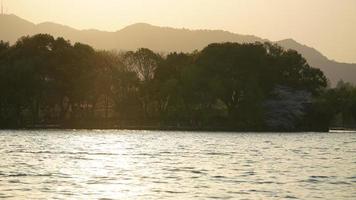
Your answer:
0;34;353;131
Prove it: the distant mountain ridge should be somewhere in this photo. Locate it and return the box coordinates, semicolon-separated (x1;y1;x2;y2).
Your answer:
0;14;355;85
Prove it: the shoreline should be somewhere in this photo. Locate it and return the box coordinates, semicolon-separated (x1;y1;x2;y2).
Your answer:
1;124;352;133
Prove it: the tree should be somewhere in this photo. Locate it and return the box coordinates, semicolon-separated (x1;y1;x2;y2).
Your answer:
123;48;162;81
123;48;163;120
264;86;312;131
154;52;194;122
0;34;336;130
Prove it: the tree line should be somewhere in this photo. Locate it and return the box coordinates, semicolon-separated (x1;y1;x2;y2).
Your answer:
0;34;355;131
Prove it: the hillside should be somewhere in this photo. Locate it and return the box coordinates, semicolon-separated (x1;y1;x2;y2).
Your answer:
1;14;355;85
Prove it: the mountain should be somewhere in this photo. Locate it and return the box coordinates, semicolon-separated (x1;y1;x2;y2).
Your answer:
114;23;265;52
277;39;356;86
1;14;355;86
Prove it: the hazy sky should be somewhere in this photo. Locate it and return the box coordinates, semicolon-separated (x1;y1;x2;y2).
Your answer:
3;0;356;63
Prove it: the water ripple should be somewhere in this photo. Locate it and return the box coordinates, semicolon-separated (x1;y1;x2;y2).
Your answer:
0;130;355;200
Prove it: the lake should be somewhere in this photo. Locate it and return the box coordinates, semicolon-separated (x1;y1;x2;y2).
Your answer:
0;130;355;199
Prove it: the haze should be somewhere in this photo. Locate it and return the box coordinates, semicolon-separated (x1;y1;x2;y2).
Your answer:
3;0;356;63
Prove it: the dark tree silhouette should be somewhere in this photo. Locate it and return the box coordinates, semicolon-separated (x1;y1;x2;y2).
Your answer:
0;34;353;131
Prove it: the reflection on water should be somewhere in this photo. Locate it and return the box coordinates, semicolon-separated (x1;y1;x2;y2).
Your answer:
0;130;355;199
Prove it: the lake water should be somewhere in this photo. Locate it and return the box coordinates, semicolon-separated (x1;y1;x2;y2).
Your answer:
0;130;355;200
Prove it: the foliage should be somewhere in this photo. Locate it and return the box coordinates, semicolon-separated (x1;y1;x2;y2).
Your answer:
0;34;352;131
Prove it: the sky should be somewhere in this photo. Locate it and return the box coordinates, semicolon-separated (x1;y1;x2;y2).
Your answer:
3;0;356;63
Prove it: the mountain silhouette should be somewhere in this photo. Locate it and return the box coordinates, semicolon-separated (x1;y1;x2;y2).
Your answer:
1;14;355;85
